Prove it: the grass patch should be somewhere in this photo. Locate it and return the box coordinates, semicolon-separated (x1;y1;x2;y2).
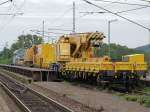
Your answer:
121;94;150;108
144;100;150;107
142;87;150;93
0;57;12;64
124;95;138;102
137;96;147;104
113;92;125;96
114;86;150;108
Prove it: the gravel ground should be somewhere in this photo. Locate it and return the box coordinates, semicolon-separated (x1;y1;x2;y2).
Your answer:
28;83;102;112
29;81;150;112
0;86;22;112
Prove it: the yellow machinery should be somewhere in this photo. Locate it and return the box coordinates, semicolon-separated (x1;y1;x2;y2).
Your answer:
57;32;105;60
61;33;147;73
20;31;148;90
24;32;106;66
56;41;70;62
33;43;56;68
24;46;35;65
57;32;147;90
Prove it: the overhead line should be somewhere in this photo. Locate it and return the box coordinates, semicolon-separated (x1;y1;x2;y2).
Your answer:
0;0;11;6
81;6;149;14
93;0;150;7
35;32;56;39
31;30;65;35
31;31;58;42
48;28;72;32
0;0;25;32
82;0;150;30
0;13;23;15
116;6;149;13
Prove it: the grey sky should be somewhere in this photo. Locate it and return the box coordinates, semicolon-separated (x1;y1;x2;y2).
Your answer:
0;0;150;50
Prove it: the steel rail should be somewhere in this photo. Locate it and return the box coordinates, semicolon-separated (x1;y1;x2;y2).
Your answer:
0;74;74;112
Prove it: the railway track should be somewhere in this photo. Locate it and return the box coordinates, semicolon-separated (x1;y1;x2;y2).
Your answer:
0;73;74;112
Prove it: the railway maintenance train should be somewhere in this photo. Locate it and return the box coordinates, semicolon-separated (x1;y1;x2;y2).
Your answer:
13;32;148;90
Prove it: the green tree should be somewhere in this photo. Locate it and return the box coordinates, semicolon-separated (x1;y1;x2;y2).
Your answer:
1;47;12;58
96;43;144;60
0;34;43;64
0;47;12;64
11;34;43;52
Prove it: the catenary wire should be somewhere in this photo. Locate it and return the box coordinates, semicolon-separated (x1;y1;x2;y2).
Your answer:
82;0;150;30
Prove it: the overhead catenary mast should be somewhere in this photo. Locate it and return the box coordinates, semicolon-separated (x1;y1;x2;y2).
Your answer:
73;1;76;33
42;20;45;38
149;26;150;46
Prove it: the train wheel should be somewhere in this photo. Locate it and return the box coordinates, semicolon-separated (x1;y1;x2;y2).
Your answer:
69;71;73;81
97;73;108;89
97;74;101;86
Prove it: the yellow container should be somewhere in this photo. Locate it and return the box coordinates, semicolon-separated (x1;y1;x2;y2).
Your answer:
122;54;145;63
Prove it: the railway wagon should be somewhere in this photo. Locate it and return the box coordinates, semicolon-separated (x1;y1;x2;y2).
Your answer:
13;48;25;65
15;32;148;90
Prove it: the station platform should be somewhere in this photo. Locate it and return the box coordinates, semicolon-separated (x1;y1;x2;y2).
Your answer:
0;64;57;81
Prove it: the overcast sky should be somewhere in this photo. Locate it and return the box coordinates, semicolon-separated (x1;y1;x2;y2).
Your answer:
0;0;150;50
